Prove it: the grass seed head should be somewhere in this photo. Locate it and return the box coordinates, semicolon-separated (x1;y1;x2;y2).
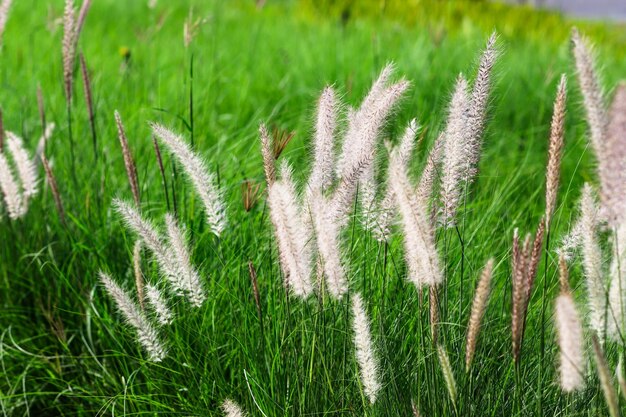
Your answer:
99;271;167;362
545;75;567;228
352;293;381;404
465;258;494;372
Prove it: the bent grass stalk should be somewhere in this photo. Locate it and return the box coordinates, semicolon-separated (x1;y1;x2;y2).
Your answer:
592;335;619;417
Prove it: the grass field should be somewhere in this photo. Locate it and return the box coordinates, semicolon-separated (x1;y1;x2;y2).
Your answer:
1;0;626;415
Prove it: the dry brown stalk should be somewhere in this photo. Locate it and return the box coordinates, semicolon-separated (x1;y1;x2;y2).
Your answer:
62;0;91;108
511;229;525;366
114;111;140;207
62;0;76;107
248;260;262;322
271;126;295;160
241;179;262;212
511;219;545;365
133;241;145;311
259;124;276;186
429;285;439;345
525;217;545;302
41;155;66;225
152;135;170;211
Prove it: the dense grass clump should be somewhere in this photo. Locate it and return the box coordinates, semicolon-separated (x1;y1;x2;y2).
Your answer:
1;1;626;416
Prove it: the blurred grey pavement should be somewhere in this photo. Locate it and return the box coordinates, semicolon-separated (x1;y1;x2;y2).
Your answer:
518;0;626;20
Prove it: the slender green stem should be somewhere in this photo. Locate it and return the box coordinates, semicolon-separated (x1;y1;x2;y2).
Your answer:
537;230;551;417
455;225;465;330
66;102;78;188
189;53;194;148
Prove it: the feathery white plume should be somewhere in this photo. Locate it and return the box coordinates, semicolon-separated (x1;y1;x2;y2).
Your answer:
608;222;626;340
151;123;227;236
336;65;409;212
35;123;56;167
440;75;470;227
114;199;179;281
114;199;205;307
328;146;377;226
164;213;206;307
370;119;419;240
307;135;352;299
267;163;313;297
440;32;498;228
602;84;626;226
439;33;498;228
99;271;166;362
395;119;420;170
617;358;626;400
352;293;380;404
312;112;385;298
416;133;445;204
343;78;409;179
221;399;247;417
262;66;409;300
359;166;379;233
311;190;347;298
6;132;38;200
355;64;395;123
336;64;394;179
388;149;442;288
0;151;23;219
308;86;337;193
579;185;607;338
558;216;584;262
267;183;290;286
0;0;13;45
572;31;626;230
145;283;173;326
555;292;585;392
465;32;498;174
572;29;607;168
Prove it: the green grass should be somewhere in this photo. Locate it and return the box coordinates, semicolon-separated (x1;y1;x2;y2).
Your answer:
1;0;625;415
